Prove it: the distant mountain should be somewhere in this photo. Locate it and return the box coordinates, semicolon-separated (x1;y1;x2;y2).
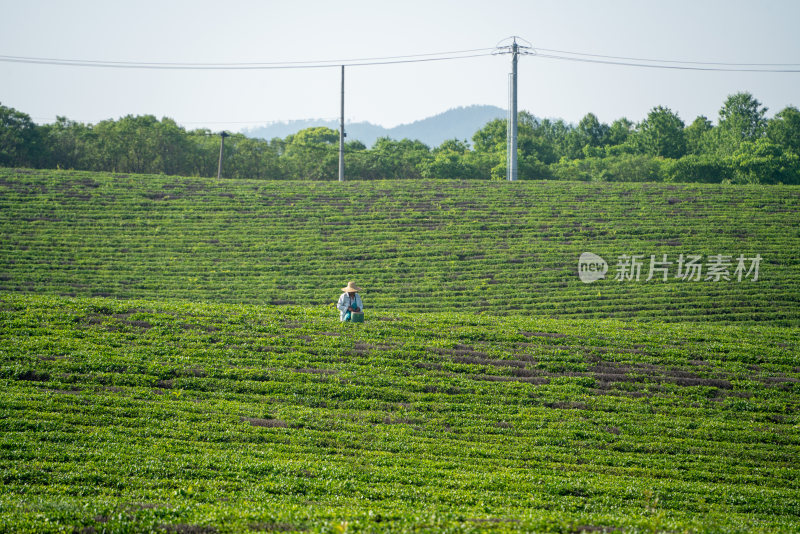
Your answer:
241;105;507;148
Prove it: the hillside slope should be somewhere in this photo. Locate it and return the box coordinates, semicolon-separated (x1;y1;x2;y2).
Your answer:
242;105;507;147
1;294;798;532
1;169;798;325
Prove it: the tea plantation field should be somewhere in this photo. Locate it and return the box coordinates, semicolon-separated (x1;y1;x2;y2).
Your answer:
1;294;798;533
1;168;799;532
1;168;799;325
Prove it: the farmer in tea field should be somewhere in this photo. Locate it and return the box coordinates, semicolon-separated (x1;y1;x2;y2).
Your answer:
337;281;364;322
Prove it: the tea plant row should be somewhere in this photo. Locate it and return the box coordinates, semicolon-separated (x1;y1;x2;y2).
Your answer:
1;294;798;532
1;169;798;325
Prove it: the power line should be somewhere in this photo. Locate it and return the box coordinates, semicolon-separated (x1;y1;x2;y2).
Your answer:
2;47;495;66
534;47;800;67
3;44;798;72
18;39;800;130
0;49;496;70
531;51;800;73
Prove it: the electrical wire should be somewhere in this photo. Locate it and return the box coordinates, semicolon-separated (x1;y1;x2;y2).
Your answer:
533;47;800;67
530;52;800;73
16;40;800;127
0;49;496;70
3;43;797;72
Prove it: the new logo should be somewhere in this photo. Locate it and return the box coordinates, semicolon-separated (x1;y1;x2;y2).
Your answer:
578;252;608;283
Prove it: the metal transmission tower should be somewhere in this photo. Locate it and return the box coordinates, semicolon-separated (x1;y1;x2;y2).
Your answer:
495;37;532;181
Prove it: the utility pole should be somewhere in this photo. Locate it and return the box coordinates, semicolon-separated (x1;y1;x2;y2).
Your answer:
217;131;230;180
508;40;518;181
339;65;345;182
495;37;532;181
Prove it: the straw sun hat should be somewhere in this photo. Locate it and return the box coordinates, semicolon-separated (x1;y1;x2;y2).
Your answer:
341;281;362;293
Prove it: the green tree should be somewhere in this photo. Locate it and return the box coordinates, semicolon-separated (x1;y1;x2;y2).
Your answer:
535;118;572;160
564;113;609;159
603;154;667;182
289;126;339;146
608;118;634;146
665;154;731;183
420;139;482;179
638;106;686;159
338;139;372;180
0;103;42;167
517;112;558;165
684;116;713;155
471;114;558;176
226;135;282;179
370;137;431;179
767;106;800;153
719;92;768;140
549;157;596;181
118;115;159;173
578;113;610;147
728;138;800;184
605;119;639;157
709;92;768;155
283;127;339;180
472;118;506;153
154;117;192;176
40;117;92;170
92;116;150;173
187;129;222;177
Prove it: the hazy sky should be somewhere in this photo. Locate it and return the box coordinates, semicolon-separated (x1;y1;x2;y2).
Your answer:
2;0;799;132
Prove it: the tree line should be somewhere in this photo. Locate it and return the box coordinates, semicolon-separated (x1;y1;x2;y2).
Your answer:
2;92;799;183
